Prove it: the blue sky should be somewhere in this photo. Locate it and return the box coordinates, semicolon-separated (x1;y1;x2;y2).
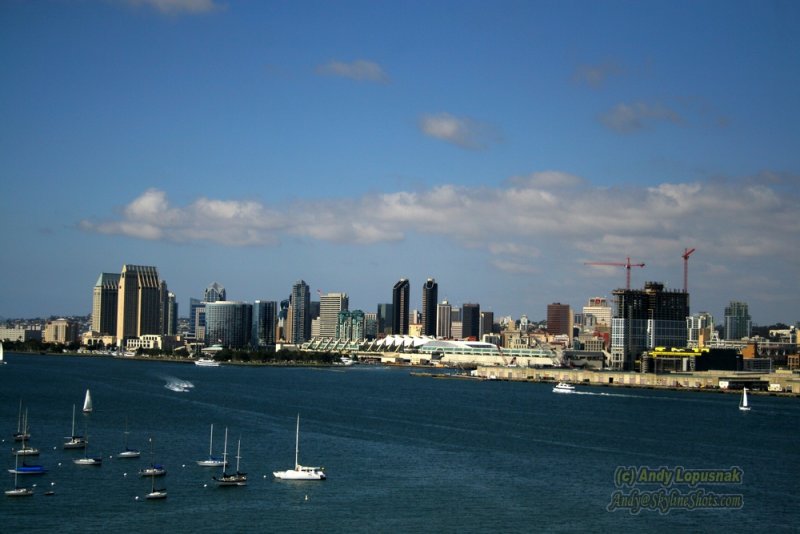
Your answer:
1;0;798;326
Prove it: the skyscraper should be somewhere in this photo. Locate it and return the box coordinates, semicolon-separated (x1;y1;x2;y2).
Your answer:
480;311;494;338
290;280;311;344
252;300;277;348
724;301;751;340
547;303;573;338
377;303;393;336
437;300;452;339
583;297;612;328
320;293;349;339
611;281;689;370
205;301;252;349
462;303;480;340
337;310;365;341
392;279;410;335
204;282;226;303
92;272;120;335
421;278;438;336
116;265;161;343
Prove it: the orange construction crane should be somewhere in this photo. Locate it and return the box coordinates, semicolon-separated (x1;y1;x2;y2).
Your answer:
682;248;696;293
584;257;645;290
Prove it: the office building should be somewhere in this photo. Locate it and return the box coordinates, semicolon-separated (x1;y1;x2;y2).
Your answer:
337;310;365;341
392;279;410;335
320;293;349;338
437;300;452;339
204;282;226;303
547;303;573;339
377;303;393;335
290;280;311;344
44;318;79;344
205;301;252;349
724;301;751;340
252;300;277;348
480;311;494;338
421;278;438;336
583;297;612;328
462;303;481;340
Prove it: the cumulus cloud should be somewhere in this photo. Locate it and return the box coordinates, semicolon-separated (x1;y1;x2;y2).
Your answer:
600;102;683;133
315;60;390;83
418;113;498;150
80;175;800;282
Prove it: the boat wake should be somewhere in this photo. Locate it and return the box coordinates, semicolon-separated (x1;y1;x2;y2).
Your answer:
573;390;644;399
163;376;194;393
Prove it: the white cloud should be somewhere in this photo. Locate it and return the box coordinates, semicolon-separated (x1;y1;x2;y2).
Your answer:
315;60;389;83
126;0;223;14
600;102;683;133
418;113;498;150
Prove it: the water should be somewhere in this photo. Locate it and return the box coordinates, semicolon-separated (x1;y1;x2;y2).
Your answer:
1;353;798;532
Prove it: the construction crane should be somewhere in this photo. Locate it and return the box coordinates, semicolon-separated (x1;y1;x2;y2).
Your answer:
682;248;696;293
584;257;645;290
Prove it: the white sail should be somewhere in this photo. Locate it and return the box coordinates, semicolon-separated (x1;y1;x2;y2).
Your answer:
82;389;93;413
739;387;751;411
0;342;5;363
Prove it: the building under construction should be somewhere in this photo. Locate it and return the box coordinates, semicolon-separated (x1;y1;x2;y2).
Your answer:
610;281;689;371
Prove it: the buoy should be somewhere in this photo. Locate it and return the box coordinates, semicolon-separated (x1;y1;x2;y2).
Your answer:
58;462;62;466
305;495;308;501
203;484;207;488
124;473;127;477
182;464;186;468
135;496;139;501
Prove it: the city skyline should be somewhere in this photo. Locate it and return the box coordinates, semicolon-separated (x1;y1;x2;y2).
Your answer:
1;1;798;325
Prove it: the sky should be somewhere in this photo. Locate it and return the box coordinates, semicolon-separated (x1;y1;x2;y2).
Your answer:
1;0;799;326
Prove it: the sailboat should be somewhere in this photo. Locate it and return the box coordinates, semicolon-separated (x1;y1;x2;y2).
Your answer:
117;419;140;458
213;429;247;486
5;455;34;497
82;389;93;414
64;404;87;449
739;387;752;412
145;468;167;500
139;437;166;477
196;424;226;467
73;425;102;465
13;400;30;442
0;341;6;365
13;411;39;457
273;414;326;480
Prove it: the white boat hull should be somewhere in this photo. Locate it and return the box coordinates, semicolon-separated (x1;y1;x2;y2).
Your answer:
73;458;102;466
273;466;326;480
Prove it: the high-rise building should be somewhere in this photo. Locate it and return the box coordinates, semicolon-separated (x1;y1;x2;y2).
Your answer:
205;301;252;349
724;301;751;340
337;310;365;341
611;282;689;370
377;303;393;335
364;312;378;340
392;279;410;335
421;278;438;336
92;273;120;336
320;293;349;338
480;311;494;338
436;300;452;338
165;291;178;336
290;280;311;343
583;297;612;328
116;265;161;343
547;303;573;339
687;312;715;347
204;282;226;303
462;303;480;340
252;300;277;348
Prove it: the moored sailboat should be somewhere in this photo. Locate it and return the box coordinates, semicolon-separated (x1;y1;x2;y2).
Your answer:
64;404;87;449
196;424;226;467
273;414;326;481
5;456;34;497
12;402;30;443
73;425;102;466
12;411;39;457
117;420;140;459
139;437;166;477
213;430;246;487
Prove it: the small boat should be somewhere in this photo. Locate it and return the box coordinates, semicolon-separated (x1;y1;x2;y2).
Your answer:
194;358;219;367
552;382;576;394
165;382;189;393
12;402;30;442
145;471;167;500
139;437;166;477
5;456;33;497
739;387;751;412
73;427;102;466
7;462;47;475
82;389;93;414
12;412;39;457
273;414;326;481
196;424;226;467
64;405;87;449
117;420;140;459
213;430;247;487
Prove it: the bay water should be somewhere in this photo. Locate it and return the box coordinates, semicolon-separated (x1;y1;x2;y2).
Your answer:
1;353;798;532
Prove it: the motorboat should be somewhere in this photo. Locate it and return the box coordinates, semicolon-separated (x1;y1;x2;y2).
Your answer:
552;382;576;393
194;358;219;367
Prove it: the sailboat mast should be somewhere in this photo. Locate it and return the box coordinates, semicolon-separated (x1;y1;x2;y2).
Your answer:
71;405;76;436
222;427;228;474
295;414;300;467
209;424;214;456
236;438;241;473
